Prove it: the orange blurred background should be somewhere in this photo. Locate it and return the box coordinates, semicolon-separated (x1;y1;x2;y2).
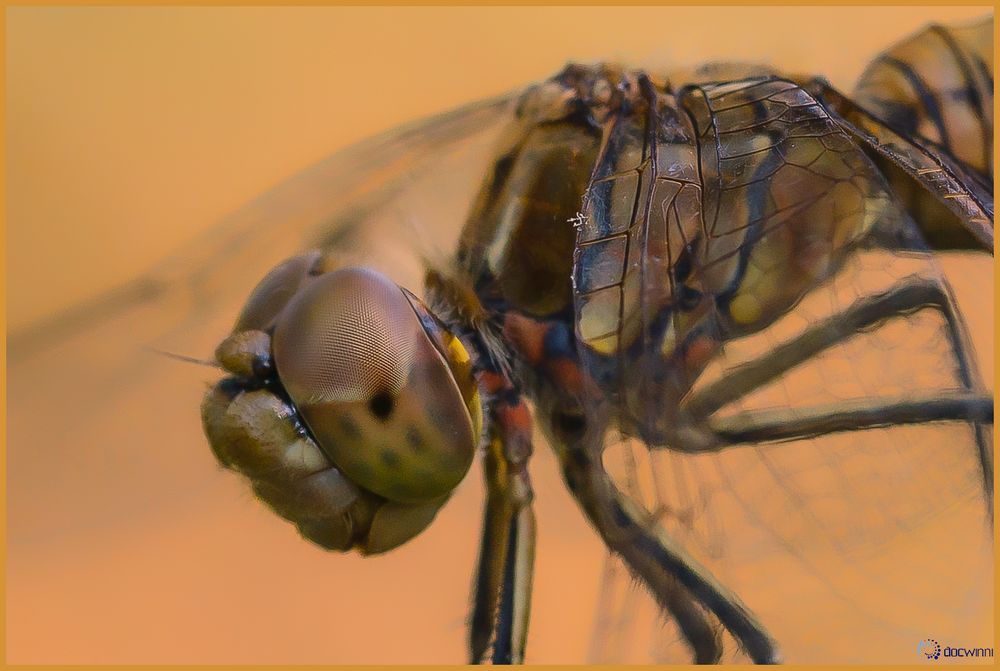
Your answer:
6;6;994;665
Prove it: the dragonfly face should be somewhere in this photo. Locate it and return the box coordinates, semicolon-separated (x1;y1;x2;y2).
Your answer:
203;253;480;554
198;15;995;659
8;10;992;666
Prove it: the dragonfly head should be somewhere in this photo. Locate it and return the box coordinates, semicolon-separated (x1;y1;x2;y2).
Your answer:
202;253;481;554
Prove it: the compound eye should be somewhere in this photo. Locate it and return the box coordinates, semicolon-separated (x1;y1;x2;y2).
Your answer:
234;251;322;332
272;267;476;504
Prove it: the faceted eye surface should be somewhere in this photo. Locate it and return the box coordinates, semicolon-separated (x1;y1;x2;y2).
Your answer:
233;251;321;333
273;267;418;404
272;267;476;504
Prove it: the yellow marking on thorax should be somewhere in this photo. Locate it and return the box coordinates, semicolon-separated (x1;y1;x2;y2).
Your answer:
446;335;483;438
729;292;763;326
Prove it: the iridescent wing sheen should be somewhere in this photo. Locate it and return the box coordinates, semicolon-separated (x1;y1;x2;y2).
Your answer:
577;32;993;664
8;93;514;570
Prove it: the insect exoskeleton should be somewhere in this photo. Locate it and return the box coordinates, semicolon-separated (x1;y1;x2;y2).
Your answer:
201;252;482;555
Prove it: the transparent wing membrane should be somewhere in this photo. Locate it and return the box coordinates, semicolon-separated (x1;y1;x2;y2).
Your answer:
594;252;992;663
8;14;993;666
581;18;992;665
8;94;513;554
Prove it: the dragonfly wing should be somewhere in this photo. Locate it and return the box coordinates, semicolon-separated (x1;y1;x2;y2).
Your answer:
8;92;515;551
10;93;514;359
853;16;993;179
574;72;992;662
815;16;994;251
814;81;993;251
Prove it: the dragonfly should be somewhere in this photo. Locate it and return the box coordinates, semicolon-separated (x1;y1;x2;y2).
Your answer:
196;15;994;664
9;15;993;665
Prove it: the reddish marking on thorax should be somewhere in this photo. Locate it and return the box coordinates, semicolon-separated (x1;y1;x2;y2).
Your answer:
503;312;589;398
502;313;548;366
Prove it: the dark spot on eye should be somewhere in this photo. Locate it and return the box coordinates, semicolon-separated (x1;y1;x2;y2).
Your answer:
380;449;401;468
369;392;394;421
406;426;425;452
553;410;587;439
338;416;361;440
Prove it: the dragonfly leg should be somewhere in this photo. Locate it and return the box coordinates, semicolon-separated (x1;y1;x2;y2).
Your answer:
589;454;722;662
655;576;724;663
590;550;724;663
561;444;779;664
469;394;536;664
710;392;991;442
681;275;993;501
